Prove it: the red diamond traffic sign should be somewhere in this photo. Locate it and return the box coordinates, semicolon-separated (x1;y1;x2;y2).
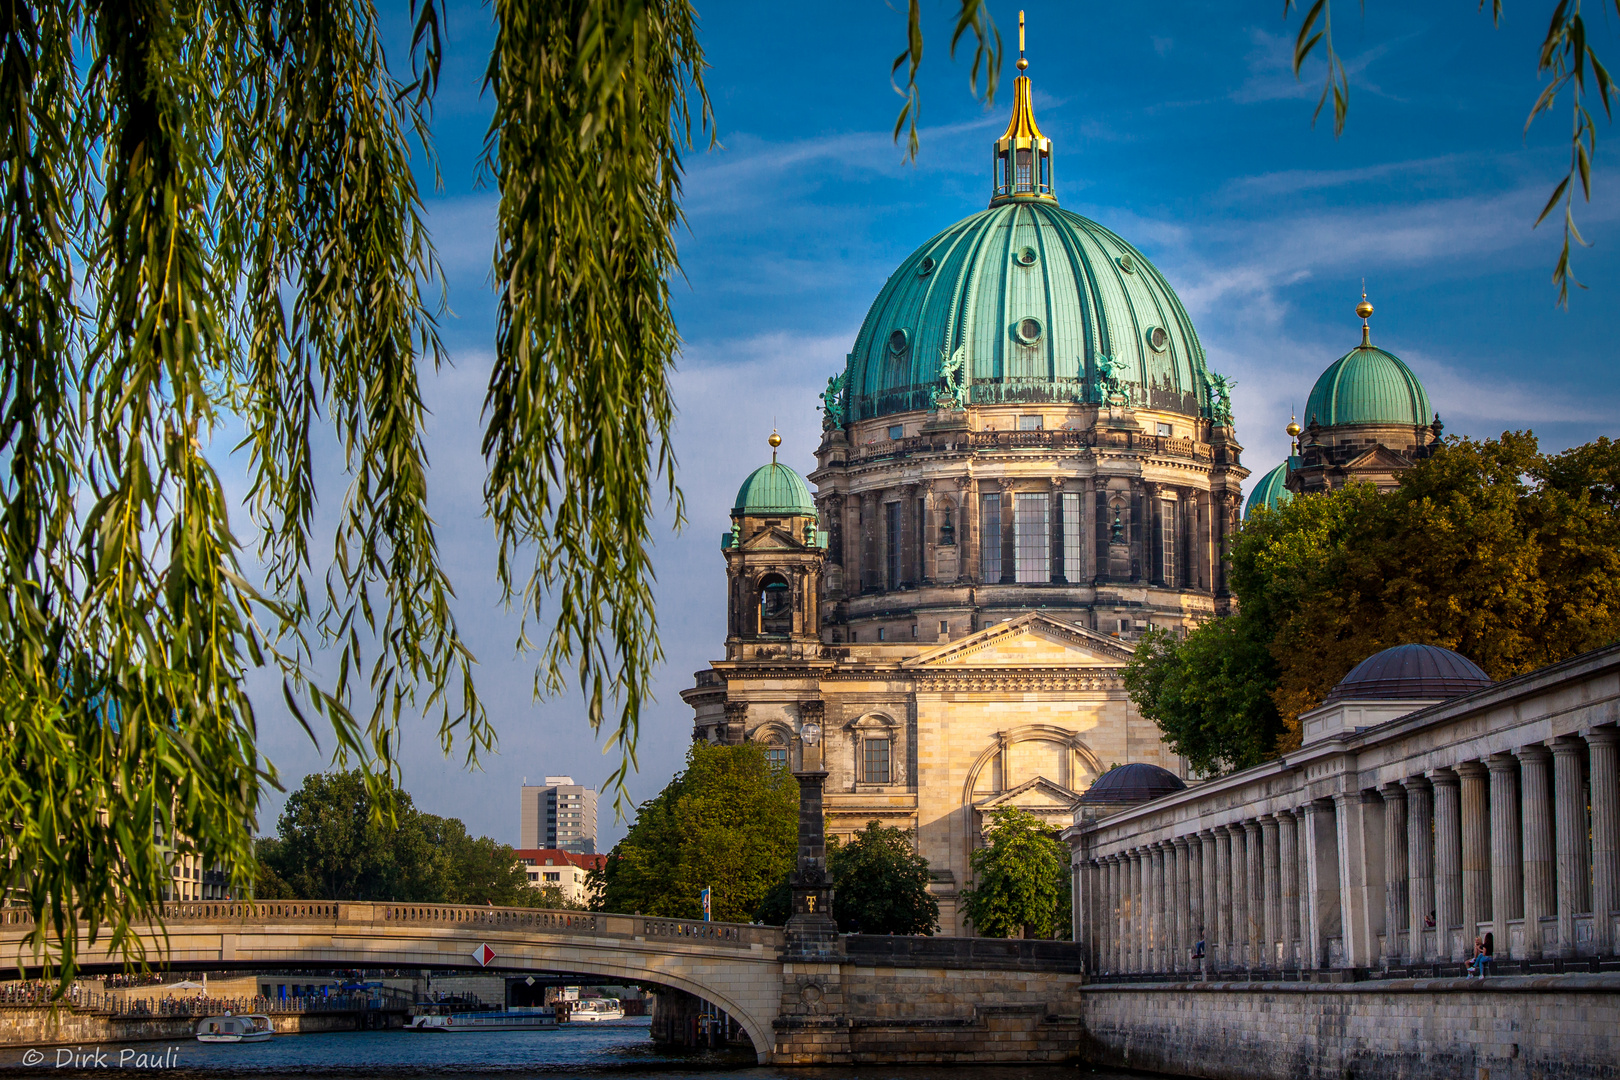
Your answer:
472;943;496;967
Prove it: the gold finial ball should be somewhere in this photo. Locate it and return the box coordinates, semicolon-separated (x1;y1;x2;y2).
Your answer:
768;430;782;449
1356;297;1374;320
1286;419;1302;439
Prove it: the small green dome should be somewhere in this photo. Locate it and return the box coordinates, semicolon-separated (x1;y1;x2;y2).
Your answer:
1244;462;1293;519
733;462;816;517
843;202;1215;421
1304;343;1432;428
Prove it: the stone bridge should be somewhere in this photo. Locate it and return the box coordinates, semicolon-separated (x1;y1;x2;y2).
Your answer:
0;902;1083;1065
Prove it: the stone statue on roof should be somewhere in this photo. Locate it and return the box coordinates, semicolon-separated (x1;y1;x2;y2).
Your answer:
820;371;847;430
932;345;968;410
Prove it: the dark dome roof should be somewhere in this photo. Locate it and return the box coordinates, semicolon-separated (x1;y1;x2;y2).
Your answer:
1323;643;1492;704
1079;762;1187;804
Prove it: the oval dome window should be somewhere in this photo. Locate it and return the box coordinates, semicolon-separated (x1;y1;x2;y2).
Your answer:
917;255;936;276
888;328;910;355
1146;326;1169;352
1117;253;1135;274
1014;317;1043;345
1015;246;1037;267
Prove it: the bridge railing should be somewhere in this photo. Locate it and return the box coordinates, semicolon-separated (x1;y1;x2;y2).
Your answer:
0;902;783;951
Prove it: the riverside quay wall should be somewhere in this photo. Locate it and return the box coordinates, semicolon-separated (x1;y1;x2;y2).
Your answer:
0;1006;396;1047
1079;974;1620;1080
1064;641;1620;1079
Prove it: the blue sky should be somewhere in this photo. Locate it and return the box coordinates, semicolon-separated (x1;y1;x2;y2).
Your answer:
247;1;1620;849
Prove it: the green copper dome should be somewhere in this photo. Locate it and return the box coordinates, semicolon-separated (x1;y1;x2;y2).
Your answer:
732;462;816;517
842;202;1217;421
1244;461;1293;520
1303;343;1432;428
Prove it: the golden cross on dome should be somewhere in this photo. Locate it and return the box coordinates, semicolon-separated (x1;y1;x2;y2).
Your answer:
1018;10;1028;71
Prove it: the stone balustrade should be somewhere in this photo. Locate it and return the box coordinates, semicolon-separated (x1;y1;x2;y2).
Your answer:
1066;643;1620;976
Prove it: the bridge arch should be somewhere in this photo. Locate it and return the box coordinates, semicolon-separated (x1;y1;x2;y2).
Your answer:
0;904;783;1063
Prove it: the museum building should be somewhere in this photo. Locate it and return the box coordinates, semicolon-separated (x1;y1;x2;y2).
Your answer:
683;38;1441;934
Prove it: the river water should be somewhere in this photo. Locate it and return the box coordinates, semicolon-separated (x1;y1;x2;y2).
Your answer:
0;1018;1145;1079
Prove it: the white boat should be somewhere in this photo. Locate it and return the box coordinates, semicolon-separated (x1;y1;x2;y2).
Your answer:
568;998;624;1022
195;1013;274;1042
405;1005;557;1032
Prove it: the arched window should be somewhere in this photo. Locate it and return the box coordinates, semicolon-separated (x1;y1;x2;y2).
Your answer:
764;742;788;770
758;573;791;635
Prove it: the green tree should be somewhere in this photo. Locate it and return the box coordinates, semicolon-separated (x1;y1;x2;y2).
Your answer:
266;771;437;902
1130;435;1620;770
416;814;536;907
829;821;939;935
251;837;296;900
960;807;1070;940
592;743;797;922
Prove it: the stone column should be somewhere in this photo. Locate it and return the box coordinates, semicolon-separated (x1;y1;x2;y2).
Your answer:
1303;800;1341;969
859;491;879;592
1261;815;1281;969
786;751;839;958
1242;820;1262;968
1403;777;1435;962
1134;848;1146;977
1518;744;1553;961
1106;855;1122;974
1487;752;1523;959
1148;844;1165;972
1214;826;1232;970
1333;790;1384;970
1279;811;1300;967
1381;783;1409;965
1431;768;1464;959
1199;831;1216;971
1457;761;1491;952
1588;726;1619;957
1231;825;1250;968
1173;836;1192;974
1553;736;1590;957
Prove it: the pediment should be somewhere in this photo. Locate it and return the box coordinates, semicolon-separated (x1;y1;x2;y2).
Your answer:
975;775;1081;812
904;611;1134;669
740;526;808;552
1341;445;1413;471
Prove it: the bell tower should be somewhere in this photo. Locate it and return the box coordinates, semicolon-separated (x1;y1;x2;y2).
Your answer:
723;432;827;661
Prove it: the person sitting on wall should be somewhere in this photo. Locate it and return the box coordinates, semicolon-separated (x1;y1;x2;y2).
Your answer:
1466;934;1495;978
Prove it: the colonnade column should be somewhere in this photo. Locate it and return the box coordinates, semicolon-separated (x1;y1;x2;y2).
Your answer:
1199;831;1217;970
1244;821;1263;968
1135;847;1150;972
1431;768;1464;960
1487;752;1523;957
1553;737;1589;957
1173;837;1191;973
1457;761;1492;950
1381;783;1408;964
1303;800;1339;969
1149;843;1165;972
1260;817;1280;968
1403;777;1434;961
1279;811;1300;967
1214;827;1232;969
1230;825;1249;968
1518;745;1554;961
1107;855;1123;973
1589;727;1619;956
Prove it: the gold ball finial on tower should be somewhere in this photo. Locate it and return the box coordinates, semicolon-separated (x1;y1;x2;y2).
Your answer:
1017;10;1028;70
768;430;781;449
1356;283;1374;346
1286;415;1302;439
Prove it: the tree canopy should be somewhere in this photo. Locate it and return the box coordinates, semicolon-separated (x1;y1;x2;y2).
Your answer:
591;743;797;923
1129;434;1620;774
960;807;1071;940
260;770;541;906
755;820;940;935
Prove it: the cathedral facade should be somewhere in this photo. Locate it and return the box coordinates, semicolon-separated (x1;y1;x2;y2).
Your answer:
682;47;1255;935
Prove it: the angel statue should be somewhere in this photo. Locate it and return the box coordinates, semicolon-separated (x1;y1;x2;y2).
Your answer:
820;371;847;430
932;345;968;410
1208;372;1235;426
1094;353;1125;402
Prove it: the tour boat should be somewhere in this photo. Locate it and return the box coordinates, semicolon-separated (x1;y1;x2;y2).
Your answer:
568;998;624;1022
405;1005;557;1032
195;1013;274;1042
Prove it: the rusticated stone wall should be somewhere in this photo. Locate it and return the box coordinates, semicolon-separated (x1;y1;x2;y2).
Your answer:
1081;974;1620;1080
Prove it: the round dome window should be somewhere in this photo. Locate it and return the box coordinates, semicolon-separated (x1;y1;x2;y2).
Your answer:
917;255;936;276
1014;317;1043;345
1015;246;1038;267
1117;253;1135;274
1146;326;1169;352
888;328;910;355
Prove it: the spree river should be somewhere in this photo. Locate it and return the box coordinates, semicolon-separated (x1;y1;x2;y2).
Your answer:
0;1019;1146;1079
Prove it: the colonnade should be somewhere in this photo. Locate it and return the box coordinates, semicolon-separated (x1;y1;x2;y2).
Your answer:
1076;726;1619;974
